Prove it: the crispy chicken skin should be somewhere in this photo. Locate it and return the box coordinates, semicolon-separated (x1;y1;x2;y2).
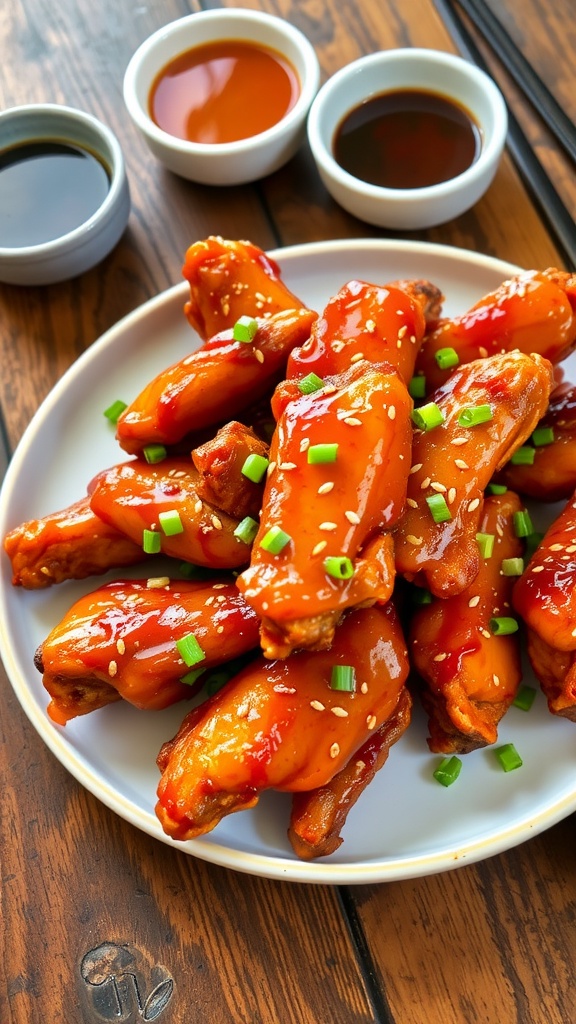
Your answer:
115;307;317;456
3;495;143;589
286;277;441;385
410;492;524;753
495;381;576;502
523;631;576;722
236;360;413;657
182;236;306;340
395;351;554;597
288;685;412;860
155;603;410;843
89;457;252;569
35;578;260;725
415;267;576;394
191;420;269;521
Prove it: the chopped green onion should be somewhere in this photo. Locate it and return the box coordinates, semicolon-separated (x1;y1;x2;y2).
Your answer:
408;375;427;399
180;667;206;687
204;670;232;696
307;442;339;464
513;684;537;711
501;556;524;576
433;755;462;787
426;493;452;523
158;509;184;536
457;404;493;428
103;399;127;424
489;616;519;636
330;665;356;691
434;346;459;370
532;425;555;447
298;372;325;394
176;633;206;668
323;555;354;580
513;509;534;538
233;315;258;343
476;532;495;558
143;444;168;465
233;516;259;545
142;528;162;554
259;525;291;554
495;742;523;772
241;453;269;483
510;446;535;466
524;530;544;558
411;402;444;431
412;587;433;605
486;482;508;495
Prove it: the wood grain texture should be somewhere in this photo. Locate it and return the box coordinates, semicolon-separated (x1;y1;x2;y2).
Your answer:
0;1;575;1022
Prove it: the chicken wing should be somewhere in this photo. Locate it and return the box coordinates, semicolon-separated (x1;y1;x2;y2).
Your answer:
415;267;576;394
191;420;269;521
395;351;554;597
236;360;413;657
410;491;524;753
155;602;410;844
36;577;260;725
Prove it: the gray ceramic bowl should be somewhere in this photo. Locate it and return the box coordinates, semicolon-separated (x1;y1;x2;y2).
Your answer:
0;104;130;286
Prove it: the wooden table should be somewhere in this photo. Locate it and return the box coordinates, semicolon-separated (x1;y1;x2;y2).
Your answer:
1;1;575;1022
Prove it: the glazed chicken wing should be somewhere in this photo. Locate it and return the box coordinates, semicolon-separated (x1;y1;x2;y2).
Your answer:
236;360;413;657
115;307;316;456
410;491;524;753
155;602;410;844
89;457;252;569
36;577;260;725
191;420;269;521
395;351;554;597
415;267;576;394
182;235;307;340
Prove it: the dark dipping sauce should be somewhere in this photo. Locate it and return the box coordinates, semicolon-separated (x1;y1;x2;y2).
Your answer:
333;88;482;190
0;140;110;248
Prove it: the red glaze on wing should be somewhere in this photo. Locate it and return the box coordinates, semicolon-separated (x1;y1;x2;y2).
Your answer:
236;360;412;657
36;578;260;725
155;602;409;843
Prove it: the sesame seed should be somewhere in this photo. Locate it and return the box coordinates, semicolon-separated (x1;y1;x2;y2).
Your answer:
360;682;368;694
280;462;297;470
310;700;325;711
345;510;361;524
447;487;457;504
481;628;491;638
549;543;563;551
216;625;224;634
212;583;227;589
467;498;480;512
147;576;170;589
478;346;488;358
468;595;480;607
366;715;377;730
350;352;364;363
433;652;447;662
331;706;349;718
330;742;340;758
318;481;335;494
356;760;366;770
194;499;203;514
406;534;423;546
454;459;469;470
108;660;118;677
420;477;431;489
567;545;576;553
365;319;376;332
267;460;277;475
205;596;215;606
211;515;223;530
406;498;418;508
388;405;396;420
493;674;500;686
116;639;126;656
531;565;544;573
319;521;337;531
312;540;328;555
331;340;345;353
237;703;249;718
430;481;447;492
410;463;423;474
300;437;310;452
344;416;362;426
451;436;469;446
398;325;408;339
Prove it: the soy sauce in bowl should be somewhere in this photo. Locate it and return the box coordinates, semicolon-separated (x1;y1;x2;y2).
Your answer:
333;88;482;190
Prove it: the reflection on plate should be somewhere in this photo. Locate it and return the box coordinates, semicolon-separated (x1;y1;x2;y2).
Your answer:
1;239;575;885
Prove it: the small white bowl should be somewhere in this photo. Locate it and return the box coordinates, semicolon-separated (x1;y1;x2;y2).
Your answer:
123;8;321;186
307;48;508;230
0;104;130;286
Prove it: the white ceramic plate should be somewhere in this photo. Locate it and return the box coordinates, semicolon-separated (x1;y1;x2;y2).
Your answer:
1;239;575;885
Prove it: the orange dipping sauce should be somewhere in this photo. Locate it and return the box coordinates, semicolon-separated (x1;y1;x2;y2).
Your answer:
149;39;301;145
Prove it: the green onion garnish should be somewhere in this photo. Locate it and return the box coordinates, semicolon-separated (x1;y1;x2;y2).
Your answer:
457;404;493;428
233;516;259;545
307;443;339;464
476;532;495;558
408;375;427;399
259;525;291;554
330;665;356;691
233;315;258;343
204;670;232;696
510;446;535;466
142;528;162;554
426;493;452;523
513;509;534;538
495;742;523;772
434;346;459;370
532;425;555;447
241;453;269;483
433;755;462;787
180;667;206;687
524;530;544;558
412;587;433;605
501;556;524;576
103;399;127;424
486;482;507;495
513;685;537;711
158;509;184;536
143;444;168;465
323;555;354;580
176;633;206;668
411;402;445;431
298;372;325;394
489;616;519;635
